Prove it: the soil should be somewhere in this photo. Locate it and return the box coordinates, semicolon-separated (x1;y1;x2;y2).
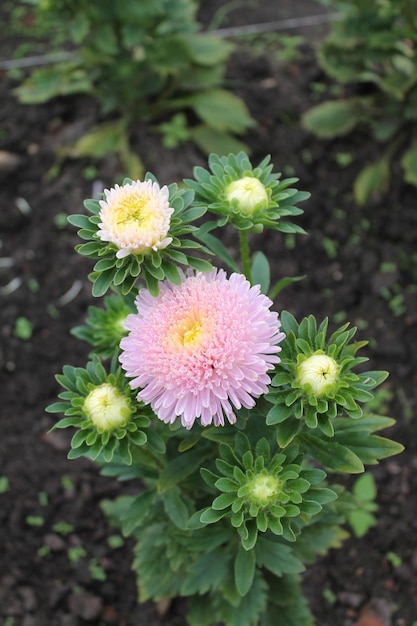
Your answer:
1;1;416;625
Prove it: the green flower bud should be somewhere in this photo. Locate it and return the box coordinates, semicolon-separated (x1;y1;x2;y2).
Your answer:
297;353;339;396
226;176;268;217
84;383;131;431
246;473;280;507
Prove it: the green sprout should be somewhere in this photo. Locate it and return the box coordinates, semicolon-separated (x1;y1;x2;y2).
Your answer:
13;316;33;340
68;546;87;563
348;473;378;538
0;476;10;493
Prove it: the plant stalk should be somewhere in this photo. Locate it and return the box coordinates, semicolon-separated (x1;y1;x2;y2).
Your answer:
239;230;251;282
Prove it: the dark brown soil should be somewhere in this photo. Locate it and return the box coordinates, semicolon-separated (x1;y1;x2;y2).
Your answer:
1;2;416;625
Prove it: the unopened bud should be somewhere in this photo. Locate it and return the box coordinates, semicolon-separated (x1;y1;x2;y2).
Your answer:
297;353;339;396
84;383;131;431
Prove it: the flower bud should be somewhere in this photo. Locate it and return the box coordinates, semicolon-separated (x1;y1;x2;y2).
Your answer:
226;176;268;217
297;353;339;396
84;383;131;431
247;473;280;507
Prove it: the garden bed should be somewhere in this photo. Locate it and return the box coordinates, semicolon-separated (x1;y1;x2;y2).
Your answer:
1;1;416;625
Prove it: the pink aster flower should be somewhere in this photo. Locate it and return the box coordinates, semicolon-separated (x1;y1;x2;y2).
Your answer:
97;179;174;259
119;269;285;429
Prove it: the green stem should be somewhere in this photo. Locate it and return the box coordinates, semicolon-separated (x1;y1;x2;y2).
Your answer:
239;230;251;282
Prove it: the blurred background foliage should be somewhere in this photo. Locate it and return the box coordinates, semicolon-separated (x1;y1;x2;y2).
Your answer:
11;0;255;175
305;0;417;204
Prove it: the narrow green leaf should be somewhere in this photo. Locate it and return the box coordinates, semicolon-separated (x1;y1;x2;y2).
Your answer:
298;432;364;473
158;446;211;492
266;404;292;425
186;256;213;272
196;230;239;272
67;214;92;229
92;270;114;297
84;199;101;213
269;275;306;299
235;546;256;596
163;488;189;530
200;507;228;524
277;419;301;448
251;251;270;295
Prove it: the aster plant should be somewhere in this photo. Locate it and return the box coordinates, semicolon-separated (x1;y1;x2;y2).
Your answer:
48;152;403;626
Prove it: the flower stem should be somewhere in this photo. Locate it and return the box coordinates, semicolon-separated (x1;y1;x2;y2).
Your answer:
239;230;251;282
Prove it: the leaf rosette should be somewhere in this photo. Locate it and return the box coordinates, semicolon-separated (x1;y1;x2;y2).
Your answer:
46;355;163;464
184;152;310;233
193;434;336;550
71;292;135;359
266;312;389;443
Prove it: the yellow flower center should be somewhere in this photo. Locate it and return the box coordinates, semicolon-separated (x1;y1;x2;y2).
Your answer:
174;313;204;348
183;321;203;346
84;383;131;431
297;354;339;396
114;195;151;231
226;176;268;216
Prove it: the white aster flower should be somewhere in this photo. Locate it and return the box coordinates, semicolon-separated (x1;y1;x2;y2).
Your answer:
97;179;174;258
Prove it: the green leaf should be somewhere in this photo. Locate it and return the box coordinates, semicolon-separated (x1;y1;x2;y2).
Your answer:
263;574;314;626
186;256;212;272
349;510;377;538
191;125;249;157
333;428;404;465
92;270;115;297
200;507;228;524
251;251;270;295
186;34;232;66
266;404;292;426
157;446;211;492
256;538;305;576
146;429;166;454
298;432;364;473
67;214;93;229
163;487;190;530
401;139;417;187
195;230;239;272
189;89;255;134
69;120;127;158
84;199;101;214
302;99;363;138
121;491;154;535
15;63;91;104
353;472;377;500
353;157;390;205
235;545;256;596
269;275;306;299
276;419;301;448
181;548;230;596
